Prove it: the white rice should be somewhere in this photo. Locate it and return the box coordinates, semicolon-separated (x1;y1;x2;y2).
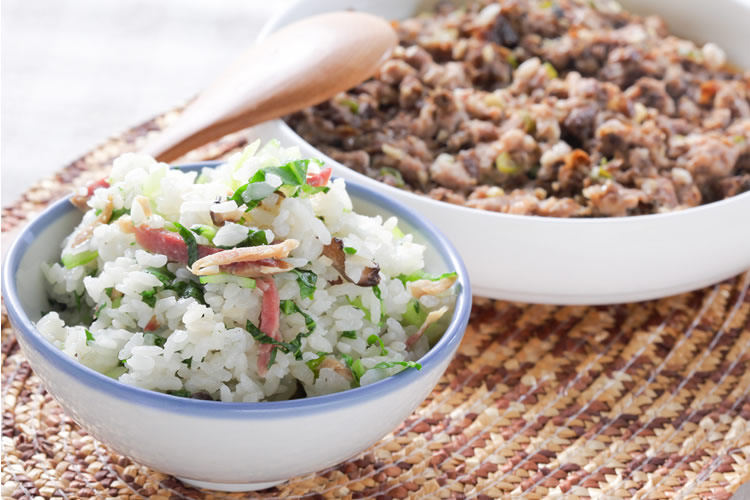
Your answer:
37;140;457;402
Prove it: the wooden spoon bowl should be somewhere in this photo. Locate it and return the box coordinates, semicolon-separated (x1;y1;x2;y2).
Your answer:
143;11;397;162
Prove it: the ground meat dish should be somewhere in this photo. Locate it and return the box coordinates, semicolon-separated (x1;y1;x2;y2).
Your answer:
285;0;750;217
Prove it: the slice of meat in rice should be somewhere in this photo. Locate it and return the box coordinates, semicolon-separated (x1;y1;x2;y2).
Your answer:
255;277;281;377
406;306;449;348
189;239;299;276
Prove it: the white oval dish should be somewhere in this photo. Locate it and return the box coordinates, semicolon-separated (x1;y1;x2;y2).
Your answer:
250;0;750;305
2;163;471;491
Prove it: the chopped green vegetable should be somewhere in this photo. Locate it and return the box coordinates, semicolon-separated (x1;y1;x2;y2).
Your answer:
140;289;157;308
279;300;316;333
106;288;122;308
191;224;217;242
300;184;330;195
92;303;106;320
230;159;315;210
305;352;328;376
403;299;428;327
348;296;372;322
341;353;366;385
118;358;127;367
85;329;95;345
167;389;191;398
220;229;267;249
392;225;405;239
341;331;357;339
246;300;317;368
174;281;205;304
182;357;193;369
372;360;422;371
109;208;129;222
506;52;519;68
292;269;317;300
372;285;386;326
379;167;405;188
495;152;520;175
148;334;166;347
199;274;256;288
105;366;127;379
396;271;457;285
146;266;176;287
343;246;357;255
62;250;99;269
367;334;388;356
173;222;198;266
338;97;359;114
543;61;558;79
94;209;102;216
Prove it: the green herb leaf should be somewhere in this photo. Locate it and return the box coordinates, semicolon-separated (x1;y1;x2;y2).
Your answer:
173;222;199;266
341;331;357;339
264;159;309;186
343;246;357;255
245;320;295;352
299;184;330;196
110;207;129;222
199;274;256;288
367;334;388;356
94;209;102;216
85;329;95;345
220;229;268;249
292;269;318;300
182;357;193;369
62;250;99;269
167;389;191;398
396;271;457;285
348;296;371;322
379;167;405;188
140;289;157;308
340;353;365;385
305;352;328;377
148;334;166;348
190;224;217;242
372;360;422;371
146;266;176;287
403;299;427;327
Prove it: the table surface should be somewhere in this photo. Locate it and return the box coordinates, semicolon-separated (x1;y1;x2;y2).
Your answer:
1;0;291;206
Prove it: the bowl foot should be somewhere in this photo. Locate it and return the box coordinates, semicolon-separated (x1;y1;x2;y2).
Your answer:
177;477;286;492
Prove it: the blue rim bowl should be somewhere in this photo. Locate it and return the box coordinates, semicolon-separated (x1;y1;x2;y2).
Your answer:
2;161;471;417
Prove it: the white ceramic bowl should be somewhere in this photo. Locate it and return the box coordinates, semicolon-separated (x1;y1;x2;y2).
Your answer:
2;162;471;492
251;0;750;304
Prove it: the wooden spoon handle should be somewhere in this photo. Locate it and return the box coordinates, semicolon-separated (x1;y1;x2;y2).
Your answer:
143;11;397;163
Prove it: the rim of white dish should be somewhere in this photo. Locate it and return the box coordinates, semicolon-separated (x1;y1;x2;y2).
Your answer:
258;0;750;227
2;161;471;417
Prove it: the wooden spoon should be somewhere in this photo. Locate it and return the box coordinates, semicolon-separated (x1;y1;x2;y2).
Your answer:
142;11;397;163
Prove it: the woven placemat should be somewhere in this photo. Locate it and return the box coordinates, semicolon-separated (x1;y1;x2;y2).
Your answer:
2;111;750;500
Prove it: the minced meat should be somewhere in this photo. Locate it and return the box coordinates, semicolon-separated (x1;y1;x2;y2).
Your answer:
285;0;750;217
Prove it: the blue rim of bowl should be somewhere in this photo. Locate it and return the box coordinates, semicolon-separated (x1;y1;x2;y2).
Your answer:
2;161;471;418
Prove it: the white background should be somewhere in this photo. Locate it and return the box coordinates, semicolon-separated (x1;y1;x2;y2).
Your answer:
1;0;291;205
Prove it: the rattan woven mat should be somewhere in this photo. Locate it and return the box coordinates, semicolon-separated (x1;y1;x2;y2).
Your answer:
2;111;750;500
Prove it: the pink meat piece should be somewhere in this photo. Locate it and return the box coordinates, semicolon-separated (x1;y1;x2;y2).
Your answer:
134;226;221;263
255;277;281;377
306;167;332;187
70;178;111;210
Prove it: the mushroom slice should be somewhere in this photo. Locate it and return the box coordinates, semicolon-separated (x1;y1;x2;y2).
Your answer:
322;237;381;287
406;305;449;348
189;239;299;276
223;258;294;277
210;201;243;226
320;357;354;381
408;275;458;299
